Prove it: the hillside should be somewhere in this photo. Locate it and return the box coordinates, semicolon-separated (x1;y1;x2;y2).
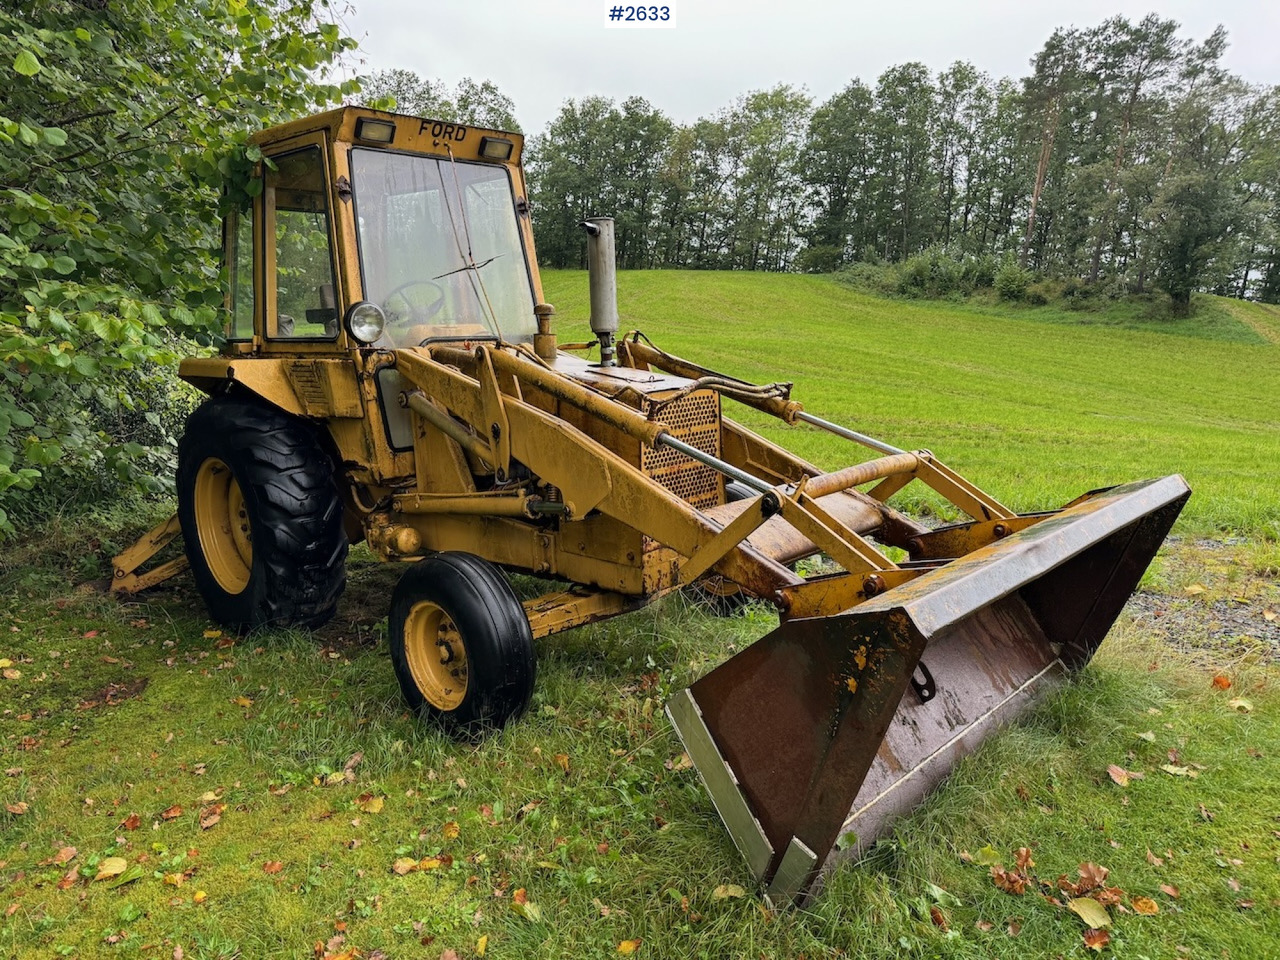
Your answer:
543;270;1280;538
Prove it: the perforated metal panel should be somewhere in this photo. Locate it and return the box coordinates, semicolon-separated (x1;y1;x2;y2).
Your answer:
642;390;722;509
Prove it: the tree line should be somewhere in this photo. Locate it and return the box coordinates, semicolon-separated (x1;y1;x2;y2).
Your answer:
505;15;1279;311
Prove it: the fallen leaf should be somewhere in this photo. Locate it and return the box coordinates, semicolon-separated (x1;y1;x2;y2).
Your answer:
1006;921;1021;937
617;940;642;955
1068;897;1112;929
57;868;77;890
391;857;418;875
1146;849;1165;867
1077;863;1110;892
1263;609;1276;622
233;695;253;708
94;857;128;881
553;752;571;774
52;846;77;865
1132;896;1159;915
975;920;994;932
1160;764;1198;778
1015;847;1035;870
1159;883;1180;898
200;803;225;830
356;793;384;814
1;668;20;680
476;934;488;956
1199;803;1214;822
1137;730;1156;742
1212;674;1231;690
419;856;442;870
1107;764;1133;787
192;890;207;904
164;872;185;887
1184;584;1206;596
0;658;10;668
161;804;183;821
511;898;542;922
973;845;1003;866
262;860;284;874
665;753;692;771
1227;698;1253;713
1082;928;1111;951
5;801;28;815
991;866;1028;895
443;820;459;839
712;884;746;900
929;905;949;931
203;630;222;639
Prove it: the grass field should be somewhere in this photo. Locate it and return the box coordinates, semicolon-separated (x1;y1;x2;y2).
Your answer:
542;271;1280;538
2;273;1278;959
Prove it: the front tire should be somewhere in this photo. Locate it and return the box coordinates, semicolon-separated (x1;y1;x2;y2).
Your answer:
389;552;535;734
177;396;348;631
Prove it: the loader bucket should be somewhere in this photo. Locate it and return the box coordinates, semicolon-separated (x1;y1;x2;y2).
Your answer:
667;475;1190;907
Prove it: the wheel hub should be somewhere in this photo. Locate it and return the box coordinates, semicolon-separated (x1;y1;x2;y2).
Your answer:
404;600;469;710
193;457;253;594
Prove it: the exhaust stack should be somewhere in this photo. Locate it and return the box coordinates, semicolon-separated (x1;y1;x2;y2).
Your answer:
581;217;619;366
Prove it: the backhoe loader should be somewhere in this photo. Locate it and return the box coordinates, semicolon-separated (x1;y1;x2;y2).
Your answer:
112;107;1190;905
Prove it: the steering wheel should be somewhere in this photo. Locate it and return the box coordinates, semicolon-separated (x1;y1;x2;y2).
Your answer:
382;279;447;325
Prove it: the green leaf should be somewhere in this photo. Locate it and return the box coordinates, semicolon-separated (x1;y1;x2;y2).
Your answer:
51;256;76;275
108;864;146;889
973;845;1003;866
13;50;42;77
43;127;67;147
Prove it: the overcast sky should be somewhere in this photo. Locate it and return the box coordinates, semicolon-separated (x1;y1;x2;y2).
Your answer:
345;1;1280;133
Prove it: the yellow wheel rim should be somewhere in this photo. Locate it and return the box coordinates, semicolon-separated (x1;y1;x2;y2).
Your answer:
404;601;469;711
193;457;252;594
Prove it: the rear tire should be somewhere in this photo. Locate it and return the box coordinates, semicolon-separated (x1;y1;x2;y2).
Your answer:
177;396;348;631
389;552;536;734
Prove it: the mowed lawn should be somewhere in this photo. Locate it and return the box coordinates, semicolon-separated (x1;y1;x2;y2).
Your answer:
543;270;1280;537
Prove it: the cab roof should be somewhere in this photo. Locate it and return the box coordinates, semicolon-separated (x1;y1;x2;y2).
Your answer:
248;106;526;165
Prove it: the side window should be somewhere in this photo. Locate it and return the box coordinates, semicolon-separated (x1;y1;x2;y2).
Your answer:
223;206;254;340
266;147;339;339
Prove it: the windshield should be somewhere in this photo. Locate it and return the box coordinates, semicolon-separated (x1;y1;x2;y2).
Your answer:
350;149;536;346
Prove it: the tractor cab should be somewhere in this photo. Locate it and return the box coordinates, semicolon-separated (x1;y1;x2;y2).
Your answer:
220;107;540;354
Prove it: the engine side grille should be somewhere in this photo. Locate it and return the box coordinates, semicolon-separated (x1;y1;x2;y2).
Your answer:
641;390;722;510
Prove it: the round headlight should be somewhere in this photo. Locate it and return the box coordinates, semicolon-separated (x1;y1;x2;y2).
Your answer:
345;301;386;344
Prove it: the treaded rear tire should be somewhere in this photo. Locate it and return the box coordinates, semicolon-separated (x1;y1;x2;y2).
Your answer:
389;552;535;735
177;395;348;631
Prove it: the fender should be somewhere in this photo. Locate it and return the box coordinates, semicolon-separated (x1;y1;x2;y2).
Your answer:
179;356;363;419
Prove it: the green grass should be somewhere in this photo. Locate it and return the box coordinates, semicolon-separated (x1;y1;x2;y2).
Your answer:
1;530;1277;959
3;274;1279;958
542;270;1280;538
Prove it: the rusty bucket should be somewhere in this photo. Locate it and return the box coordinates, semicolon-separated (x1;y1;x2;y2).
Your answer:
668;475;1190;906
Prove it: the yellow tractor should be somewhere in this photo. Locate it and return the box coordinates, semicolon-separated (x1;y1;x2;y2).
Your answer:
113;107;1190;905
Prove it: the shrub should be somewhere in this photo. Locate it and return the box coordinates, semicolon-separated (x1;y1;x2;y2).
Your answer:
1024;279;1064;306
994;262;1032;301
835;261;897;296
961;254;999;291
896;246;965;298
796;244;845;274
